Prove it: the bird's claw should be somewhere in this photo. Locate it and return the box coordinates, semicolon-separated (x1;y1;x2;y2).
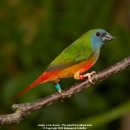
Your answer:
83;71;96;84
74;71;96;84
58;89;63;96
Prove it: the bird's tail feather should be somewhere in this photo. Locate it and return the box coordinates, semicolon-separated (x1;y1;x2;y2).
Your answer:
14;72;50;101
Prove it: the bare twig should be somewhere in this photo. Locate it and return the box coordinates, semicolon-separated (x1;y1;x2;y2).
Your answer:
0;56;130;125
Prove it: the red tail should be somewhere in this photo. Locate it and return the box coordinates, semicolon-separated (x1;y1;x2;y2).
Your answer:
15;72;52;100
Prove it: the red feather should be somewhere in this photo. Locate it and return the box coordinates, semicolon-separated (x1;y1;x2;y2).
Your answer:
15;71;60;99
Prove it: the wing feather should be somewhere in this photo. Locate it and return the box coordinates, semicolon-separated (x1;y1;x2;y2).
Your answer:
46;40;92;72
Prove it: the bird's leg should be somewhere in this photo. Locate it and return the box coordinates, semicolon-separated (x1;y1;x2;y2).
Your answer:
54;82;62;95
74;71;96;84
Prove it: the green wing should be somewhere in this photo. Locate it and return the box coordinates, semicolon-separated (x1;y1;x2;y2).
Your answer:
46;35;93;72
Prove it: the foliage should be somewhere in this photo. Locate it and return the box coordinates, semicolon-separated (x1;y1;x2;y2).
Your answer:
0;0;130;129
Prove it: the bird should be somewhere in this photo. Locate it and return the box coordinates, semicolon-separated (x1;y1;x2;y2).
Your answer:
16;29;114;98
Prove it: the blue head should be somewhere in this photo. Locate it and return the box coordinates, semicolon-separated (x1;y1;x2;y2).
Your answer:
90;29;114;51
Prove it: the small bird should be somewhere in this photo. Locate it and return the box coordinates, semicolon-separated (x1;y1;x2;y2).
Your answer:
16;29;114;98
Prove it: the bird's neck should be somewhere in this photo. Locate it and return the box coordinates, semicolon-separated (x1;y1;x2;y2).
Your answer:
91;37;104;52
92;46;101;54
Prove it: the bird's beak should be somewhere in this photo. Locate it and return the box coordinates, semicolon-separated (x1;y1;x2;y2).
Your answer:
102;33;115;42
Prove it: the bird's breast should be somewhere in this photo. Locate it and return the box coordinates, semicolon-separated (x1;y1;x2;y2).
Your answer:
56;53;99;79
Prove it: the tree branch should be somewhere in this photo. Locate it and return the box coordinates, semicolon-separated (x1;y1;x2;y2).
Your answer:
0;56;130;125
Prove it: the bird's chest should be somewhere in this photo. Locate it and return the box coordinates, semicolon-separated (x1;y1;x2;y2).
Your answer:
58;53;99;78
79;53;99;73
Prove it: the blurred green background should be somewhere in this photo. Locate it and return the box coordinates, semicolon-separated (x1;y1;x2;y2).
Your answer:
0;0;130;130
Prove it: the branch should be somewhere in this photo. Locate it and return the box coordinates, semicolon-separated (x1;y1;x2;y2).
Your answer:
0;56;130;125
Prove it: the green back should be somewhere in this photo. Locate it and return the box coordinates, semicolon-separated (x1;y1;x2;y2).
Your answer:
46;30;98;72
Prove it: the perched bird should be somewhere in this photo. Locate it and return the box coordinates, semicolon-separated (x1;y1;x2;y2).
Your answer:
16;29;114;98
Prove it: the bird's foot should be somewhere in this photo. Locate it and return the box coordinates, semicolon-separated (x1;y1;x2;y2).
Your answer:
82;71;96;84
74;71;96;84
54;83;63;96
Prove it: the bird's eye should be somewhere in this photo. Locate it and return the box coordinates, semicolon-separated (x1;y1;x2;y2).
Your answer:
96;32;100;36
